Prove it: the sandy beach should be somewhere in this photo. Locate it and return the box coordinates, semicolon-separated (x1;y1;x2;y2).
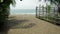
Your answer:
6;14;60;34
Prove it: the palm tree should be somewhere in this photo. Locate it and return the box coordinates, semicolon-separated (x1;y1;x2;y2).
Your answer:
0;0;16;31
0;0;23;32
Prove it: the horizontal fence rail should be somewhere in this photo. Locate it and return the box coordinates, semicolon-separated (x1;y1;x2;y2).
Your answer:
36;6;60;24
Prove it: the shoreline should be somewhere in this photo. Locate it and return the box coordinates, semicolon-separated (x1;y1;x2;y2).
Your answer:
10;13;35;14
9;13;36;16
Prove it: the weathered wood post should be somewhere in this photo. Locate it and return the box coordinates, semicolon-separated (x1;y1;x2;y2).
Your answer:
42;6;44;17
36;6;38;18
46;6;48;19
39;5;40;18
54;7;55;17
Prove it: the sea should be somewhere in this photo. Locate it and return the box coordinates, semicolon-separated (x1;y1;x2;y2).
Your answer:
10;9;57;16
10;9;36;15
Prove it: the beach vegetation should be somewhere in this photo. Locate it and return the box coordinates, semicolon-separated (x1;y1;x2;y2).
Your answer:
0;0;16;31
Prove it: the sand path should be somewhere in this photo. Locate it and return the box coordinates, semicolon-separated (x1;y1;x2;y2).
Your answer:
8;15;60;34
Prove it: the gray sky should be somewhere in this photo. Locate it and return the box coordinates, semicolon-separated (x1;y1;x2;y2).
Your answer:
10;0;36;9
10;0;50;9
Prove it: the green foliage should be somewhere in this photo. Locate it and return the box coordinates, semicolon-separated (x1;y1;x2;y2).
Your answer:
0;0;16;6
47;5;51;13
0;0;16;21
0;0;3;2
54;0;60;3
0;0;16;31
49;0;60;4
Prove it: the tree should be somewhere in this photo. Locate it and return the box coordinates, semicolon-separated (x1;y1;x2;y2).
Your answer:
49;0;60;16
0;0;16;31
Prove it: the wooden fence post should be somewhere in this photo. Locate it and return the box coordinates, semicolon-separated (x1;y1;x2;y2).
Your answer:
46;7;47;17
36;7;38;17
39;5;40;18
54;7;55;17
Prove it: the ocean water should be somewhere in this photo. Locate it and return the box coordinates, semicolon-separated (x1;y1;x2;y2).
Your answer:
10;9;36;15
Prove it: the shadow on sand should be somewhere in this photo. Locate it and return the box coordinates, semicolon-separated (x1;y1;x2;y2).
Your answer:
8;19;36;29
0;16;36;34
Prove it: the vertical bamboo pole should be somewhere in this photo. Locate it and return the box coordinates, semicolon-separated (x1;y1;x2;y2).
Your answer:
36;7;38;17
43;6;44;17
46;6;47;19
39;5;40;18
46;7;47;17
42;6;44;19
54;7;55;17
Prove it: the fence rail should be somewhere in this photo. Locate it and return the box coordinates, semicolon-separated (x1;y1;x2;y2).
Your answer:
36;6;60;24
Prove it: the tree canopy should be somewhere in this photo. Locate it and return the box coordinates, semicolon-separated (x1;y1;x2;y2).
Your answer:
0;0;16;6
49;0;60;4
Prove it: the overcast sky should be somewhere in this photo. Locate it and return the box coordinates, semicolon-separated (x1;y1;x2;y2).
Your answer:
10;0;50;9
10;0;36;9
